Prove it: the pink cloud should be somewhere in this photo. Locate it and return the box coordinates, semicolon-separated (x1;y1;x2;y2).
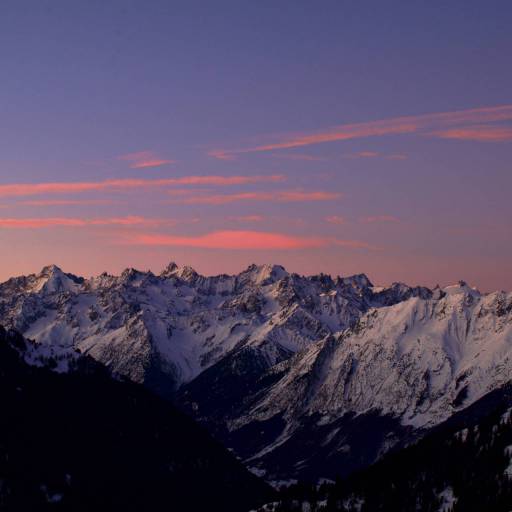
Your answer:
128;230;375;250
278;191;341;201
207;150;237;161
386;153;408;160
229;215;265;222
165;188;208;197
332;239;380;249
431;124;512;142
0;175;285;198
325;215;346;225
19;199;118;206
170;192;270;205
118;151;175;169
360;215;400;224
170;190;341;205
345;151;380;159
344;151;408;160
269;153;326;161
0;216;165;229
209;104;512;158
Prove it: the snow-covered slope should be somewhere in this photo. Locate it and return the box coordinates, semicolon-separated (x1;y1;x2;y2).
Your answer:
236;281;512;429
179;279;512;480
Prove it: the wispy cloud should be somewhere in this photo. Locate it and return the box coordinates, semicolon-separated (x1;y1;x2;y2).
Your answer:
228;215;265;222
118;150;175;169
279;191;341;201
19;199;119;206
127;230;375;250
344;151;408;160
0;175;285;198
345;151;380;159
360;215;400;224
0;216;164;229
169;190;341;205
431;124;512;142
209;104;512;158
325;215;346;225
208;150;236;161
268;153;327;161
386;153;408;160
166;188;207;196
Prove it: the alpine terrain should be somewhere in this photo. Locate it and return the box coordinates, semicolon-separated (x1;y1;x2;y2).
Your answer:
1;263;511;483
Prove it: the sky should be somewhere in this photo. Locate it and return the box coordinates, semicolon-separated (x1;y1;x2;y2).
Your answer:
0;0;511;290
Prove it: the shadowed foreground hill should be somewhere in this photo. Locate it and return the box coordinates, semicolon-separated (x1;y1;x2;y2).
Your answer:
266;385;512;511
0;326;272;511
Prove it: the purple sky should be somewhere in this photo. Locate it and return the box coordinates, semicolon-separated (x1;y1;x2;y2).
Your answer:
1;1;511;290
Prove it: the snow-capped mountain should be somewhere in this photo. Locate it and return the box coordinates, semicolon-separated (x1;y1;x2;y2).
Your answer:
179;278;512;480
1;263;511;481
0;263;419;392
222;280;512;428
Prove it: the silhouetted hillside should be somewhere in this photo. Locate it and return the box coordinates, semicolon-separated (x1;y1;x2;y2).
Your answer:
0;326;272;511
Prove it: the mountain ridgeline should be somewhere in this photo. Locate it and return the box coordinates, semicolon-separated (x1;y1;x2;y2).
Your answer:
1;263;511;486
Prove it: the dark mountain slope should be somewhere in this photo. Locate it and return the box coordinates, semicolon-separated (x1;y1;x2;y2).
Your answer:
267;384;512;511
178;347;414;482
0;326;272;511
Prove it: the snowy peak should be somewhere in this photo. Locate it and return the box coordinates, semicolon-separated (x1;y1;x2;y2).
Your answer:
371;281;433;306
40;264;63;275
443;280;481;297
119;267;155;287
156;262;200;281
173;265;199;282
159;261;179;278
338;273;373;291
32;265;82;294
242;263;289;286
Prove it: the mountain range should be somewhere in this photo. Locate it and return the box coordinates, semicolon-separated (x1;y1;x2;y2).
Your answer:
1;263;511;483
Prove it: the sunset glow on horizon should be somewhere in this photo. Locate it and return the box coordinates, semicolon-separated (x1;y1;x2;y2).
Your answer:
1;1;511;291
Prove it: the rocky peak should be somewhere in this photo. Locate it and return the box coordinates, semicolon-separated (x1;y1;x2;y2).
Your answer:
371;282;433;306
337;273;373;293
242;264;288;286
309;273;335;289
160;261;179;278
443;281;481;298
32;265;80;294
40;264;64;276
431;285;446;300
120;268;153;284
174;265;199;282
